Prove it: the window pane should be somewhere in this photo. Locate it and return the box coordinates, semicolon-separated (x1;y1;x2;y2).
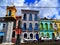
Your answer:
29;14;32;21
40;23;43;30
45;23;48;30
34;23;38;30
28;23;33;30
34;14;38;21
3;24;5;28
24;33;27;38
23;13;27;20
30;33;33;39
23;23;26;30
50;23;53;30
41;32;44;37
46;33;50;38
8;10;11;16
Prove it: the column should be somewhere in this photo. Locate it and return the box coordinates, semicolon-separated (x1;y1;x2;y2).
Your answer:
6;22;13;42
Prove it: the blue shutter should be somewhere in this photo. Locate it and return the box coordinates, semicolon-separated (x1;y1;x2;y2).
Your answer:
28;23;33;30
23;23;26;30
29;14;32;21
34;23;38;30
23;13;26;20
34;14;38;21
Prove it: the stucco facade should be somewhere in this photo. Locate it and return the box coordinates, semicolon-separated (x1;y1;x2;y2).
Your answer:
39;18;54;39
21;10;39;42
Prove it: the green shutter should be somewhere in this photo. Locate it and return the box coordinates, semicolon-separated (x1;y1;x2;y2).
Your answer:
41;32;44;37
46;33;50;38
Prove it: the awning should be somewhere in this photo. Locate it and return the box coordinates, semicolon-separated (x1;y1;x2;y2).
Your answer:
0;32;4;36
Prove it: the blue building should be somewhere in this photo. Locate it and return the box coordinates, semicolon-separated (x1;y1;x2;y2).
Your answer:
39;17;54;39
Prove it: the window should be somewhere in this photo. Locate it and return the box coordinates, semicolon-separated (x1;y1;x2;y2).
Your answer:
29;14;32;21
23;13;27;20
45;23;48;30
59;24;60;27
46;33;50;38
34;14;38;21
23;23;27;30
39;23;43;30
28;23;33;30
41;32;44;37
34;23;38;30
30;33;33;39
24;33;27;38
3;24;5;28
13;21;16;29
12;31;15;37
8;10;11;16
50;23;53;30
18;20;21;28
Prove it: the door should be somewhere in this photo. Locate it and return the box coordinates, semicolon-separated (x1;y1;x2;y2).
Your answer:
52;33;55;40
36;33;39;40
0;36;3;43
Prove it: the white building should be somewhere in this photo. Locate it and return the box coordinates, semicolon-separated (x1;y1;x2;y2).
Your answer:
21;10;39;42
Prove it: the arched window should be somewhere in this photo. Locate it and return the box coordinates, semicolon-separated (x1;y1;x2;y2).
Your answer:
24;33;27;38
46;33;50;38
3;24;5;28
8;10;11;16
30;33;33;39
18;20;21;28
34;14;38;21
28;23;33;30
12;31;15;37
34;23;38;30
23;23;27;30
23;13;27;20
29;14;32;21
41;32;44;37
50;23;53;30
45;23;48;30
40;23;43;30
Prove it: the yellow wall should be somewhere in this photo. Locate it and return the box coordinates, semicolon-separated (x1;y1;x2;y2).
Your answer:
6;6;17;19
55;20;60;32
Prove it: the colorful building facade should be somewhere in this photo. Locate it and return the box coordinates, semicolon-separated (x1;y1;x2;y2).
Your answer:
53;20;60;37
39;18;54;39
21;10;39;42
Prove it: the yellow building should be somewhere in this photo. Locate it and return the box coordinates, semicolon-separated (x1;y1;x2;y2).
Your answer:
5;5;17;21
53;20;60;37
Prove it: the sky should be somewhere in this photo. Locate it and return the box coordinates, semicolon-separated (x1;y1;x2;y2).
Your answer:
0;0;60;19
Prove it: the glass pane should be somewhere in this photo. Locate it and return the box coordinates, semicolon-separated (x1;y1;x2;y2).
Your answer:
23;13;26;20
8;10;11;16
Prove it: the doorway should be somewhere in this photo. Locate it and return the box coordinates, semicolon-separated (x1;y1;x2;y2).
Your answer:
0;36;3;43
52;33;55;40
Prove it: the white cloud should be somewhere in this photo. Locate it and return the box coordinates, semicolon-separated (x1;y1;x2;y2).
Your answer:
14;0;25;6
0;7;6;17
28;0;59;19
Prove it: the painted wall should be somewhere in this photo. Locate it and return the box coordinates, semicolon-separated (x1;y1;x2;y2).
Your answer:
39;20;54;38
